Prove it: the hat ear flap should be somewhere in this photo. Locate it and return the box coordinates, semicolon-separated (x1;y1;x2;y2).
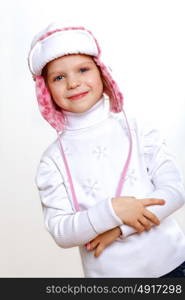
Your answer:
93;57;123;113
35;75;65;132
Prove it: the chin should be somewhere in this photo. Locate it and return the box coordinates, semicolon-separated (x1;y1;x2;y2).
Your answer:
73;101;98;113
74;105;92;113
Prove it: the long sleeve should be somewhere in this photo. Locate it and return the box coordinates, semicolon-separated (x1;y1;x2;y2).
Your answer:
35;156;122;248
120;123;185;238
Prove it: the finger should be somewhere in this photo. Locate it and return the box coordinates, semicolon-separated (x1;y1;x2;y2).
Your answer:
88;239;99;251
94;244;104;257
138;216;151;231
143;209;160;225
141;198;165;207
85;242;91;250
133;221;145;233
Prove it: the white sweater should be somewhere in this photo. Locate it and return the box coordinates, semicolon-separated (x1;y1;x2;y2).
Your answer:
35;97;185;277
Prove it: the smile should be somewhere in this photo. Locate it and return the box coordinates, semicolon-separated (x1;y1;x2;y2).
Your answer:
67;91;89;101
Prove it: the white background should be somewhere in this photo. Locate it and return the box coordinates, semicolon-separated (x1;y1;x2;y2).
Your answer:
0;0;185;277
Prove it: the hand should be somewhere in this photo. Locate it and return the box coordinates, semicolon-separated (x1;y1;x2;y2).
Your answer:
86;227;121;257
112;196;165;233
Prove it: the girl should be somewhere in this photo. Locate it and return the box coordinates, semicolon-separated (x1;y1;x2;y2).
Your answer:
28;23;185;277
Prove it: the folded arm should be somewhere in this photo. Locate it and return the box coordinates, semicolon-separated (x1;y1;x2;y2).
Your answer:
35;156;122;248
119;125;185;238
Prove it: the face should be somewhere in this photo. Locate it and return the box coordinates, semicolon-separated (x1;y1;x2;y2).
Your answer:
45;54;104;113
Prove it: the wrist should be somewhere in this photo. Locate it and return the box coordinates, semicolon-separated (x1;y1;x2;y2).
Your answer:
117;226;122;237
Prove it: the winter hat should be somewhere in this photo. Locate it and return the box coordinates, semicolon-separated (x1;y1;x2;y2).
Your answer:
28;23;124;132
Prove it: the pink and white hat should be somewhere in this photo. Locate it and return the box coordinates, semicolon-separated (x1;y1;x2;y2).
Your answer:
28;23;124;132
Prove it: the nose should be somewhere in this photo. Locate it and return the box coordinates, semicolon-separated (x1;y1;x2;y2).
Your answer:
67;75;81;89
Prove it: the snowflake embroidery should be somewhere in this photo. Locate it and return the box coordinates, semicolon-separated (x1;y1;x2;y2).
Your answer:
83;179;100;197
125;169;137;185
93;146;108;159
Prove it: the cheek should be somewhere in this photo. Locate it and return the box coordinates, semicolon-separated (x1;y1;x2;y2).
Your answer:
49;85;65;100
94;77;104;93
87;74;103;92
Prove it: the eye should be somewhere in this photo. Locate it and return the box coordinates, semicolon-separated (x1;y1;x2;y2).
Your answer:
80;67;89;73
54;75;64;81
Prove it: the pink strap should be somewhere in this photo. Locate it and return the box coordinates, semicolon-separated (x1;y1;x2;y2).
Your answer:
57;133;80;212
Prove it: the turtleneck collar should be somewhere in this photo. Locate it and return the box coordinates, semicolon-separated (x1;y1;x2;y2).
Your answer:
62;96;110;131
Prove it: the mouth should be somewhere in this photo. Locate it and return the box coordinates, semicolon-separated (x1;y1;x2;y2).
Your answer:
67;91;89;101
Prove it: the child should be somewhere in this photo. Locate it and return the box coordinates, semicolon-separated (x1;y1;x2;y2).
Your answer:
28;23;185;277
